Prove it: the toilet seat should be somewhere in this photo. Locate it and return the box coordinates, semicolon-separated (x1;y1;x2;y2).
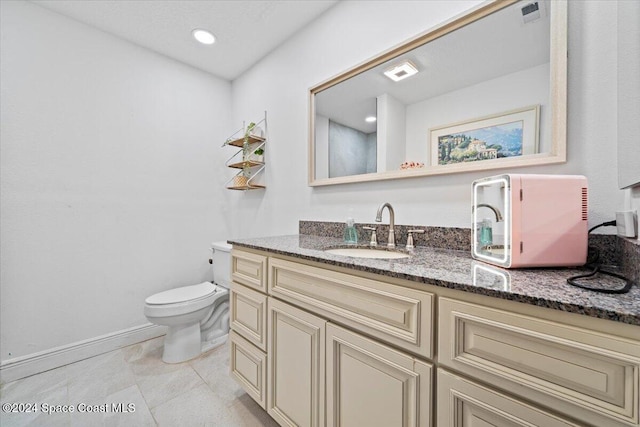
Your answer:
145;282;216;305
144;282;222;318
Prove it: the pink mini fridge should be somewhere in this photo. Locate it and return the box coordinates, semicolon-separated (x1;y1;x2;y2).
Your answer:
472;174;588;268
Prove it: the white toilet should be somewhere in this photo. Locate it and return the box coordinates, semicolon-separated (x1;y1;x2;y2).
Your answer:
144;241;232;363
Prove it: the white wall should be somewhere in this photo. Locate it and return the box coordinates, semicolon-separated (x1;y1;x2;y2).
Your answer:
229;0;628;235
376;93;406;172
617;0;640;190
617;0;640;238
0;1;231;361
1;0;635;371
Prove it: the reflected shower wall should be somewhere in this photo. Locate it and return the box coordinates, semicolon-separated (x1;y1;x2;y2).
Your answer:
328;120;377;178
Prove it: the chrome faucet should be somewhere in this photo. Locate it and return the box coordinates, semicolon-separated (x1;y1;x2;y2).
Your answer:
375;202;395;248
474;203;503;222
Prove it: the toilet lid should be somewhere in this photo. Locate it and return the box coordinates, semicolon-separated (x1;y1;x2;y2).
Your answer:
145;282;216;305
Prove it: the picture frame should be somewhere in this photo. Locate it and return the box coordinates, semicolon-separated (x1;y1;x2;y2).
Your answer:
430;105;540;166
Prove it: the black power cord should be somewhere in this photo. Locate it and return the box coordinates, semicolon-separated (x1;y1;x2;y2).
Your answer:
566;220;633;294
588;220;617;234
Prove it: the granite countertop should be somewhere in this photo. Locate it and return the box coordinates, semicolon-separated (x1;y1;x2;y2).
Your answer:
229;234;640;326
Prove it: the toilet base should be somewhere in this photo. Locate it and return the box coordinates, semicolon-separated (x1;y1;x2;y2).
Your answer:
162;321;201;363
201;333;228;353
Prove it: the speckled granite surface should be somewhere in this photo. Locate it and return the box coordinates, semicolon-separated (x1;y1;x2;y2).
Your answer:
229;233;640;326
299;220;471;250
299;220;623;264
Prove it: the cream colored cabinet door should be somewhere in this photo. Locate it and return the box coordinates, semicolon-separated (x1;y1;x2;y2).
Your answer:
326;323;432;427
267;298;326;427
232;249;267;292
230;283;268;351
229;331;267;409
269;257;434;358
438;298;640;427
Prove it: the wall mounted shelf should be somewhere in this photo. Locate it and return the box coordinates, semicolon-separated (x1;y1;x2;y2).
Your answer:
225;135;266;148
223;112;267;191
227;160;264;169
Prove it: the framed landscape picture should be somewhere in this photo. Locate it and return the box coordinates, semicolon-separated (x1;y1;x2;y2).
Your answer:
430;105;540;166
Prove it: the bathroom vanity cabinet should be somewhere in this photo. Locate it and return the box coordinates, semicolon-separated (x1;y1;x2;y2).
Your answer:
228;246;640;427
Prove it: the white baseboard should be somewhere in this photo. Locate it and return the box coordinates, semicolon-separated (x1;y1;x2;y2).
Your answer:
0;323;166;384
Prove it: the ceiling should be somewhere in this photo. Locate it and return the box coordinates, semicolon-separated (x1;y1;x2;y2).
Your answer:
315;0;550;133
31;0;338;81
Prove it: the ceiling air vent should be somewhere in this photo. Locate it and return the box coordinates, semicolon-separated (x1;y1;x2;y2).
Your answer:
521;2;541;24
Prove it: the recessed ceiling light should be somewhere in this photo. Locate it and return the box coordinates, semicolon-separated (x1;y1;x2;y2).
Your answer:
192;29;216;45
365;116;377;123
384;61;418;82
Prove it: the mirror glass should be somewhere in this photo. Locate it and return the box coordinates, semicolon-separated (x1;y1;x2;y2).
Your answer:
310;0;567;186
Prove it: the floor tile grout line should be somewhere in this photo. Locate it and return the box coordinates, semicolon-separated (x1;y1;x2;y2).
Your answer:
122;348;168;415
0;338;265;427
120;344;160;427
119;347;160;426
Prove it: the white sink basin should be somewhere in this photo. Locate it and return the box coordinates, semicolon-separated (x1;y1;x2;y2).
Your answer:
324;247;409;259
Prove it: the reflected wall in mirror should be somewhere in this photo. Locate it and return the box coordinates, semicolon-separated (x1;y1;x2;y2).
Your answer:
309;0;567;186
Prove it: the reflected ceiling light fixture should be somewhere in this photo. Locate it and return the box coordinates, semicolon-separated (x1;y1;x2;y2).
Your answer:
192;29;216;45
383;60;418;82
365;116;377;123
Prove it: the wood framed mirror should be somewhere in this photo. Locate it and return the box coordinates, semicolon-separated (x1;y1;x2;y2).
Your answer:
309;0;567;186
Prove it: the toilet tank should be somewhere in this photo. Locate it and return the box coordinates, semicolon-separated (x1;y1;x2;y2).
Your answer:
210;241;232;288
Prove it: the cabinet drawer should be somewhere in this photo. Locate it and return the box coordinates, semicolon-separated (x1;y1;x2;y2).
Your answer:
232;249;267;292
437;369;578;426
229;330;267;409
269;257;433;358
230;283;268;351
439;298;640;427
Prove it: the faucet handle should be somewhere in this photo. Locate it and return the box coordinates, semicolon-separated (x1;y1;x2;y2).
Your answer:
406;229;425;250
363;226;378;247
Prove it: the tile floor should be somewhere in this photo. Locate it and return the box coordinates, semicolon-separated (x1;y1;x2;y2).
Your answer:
0;337;279;427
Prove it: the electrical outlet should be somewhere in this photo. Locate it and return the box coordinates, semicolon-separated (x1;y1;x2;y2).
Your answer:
616;210;637;238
